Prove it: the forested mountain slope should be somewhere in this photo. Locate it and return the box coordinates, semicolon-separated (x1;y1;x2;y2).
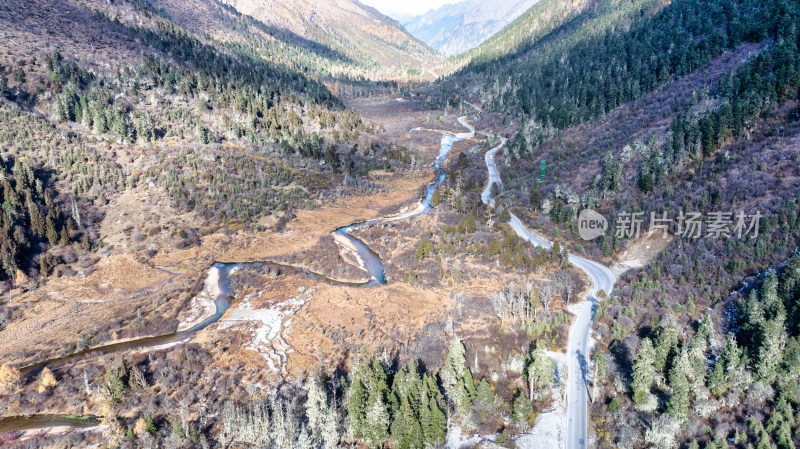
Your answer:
441;0;596;70
441;0;795;124
0;0;410;282
148;0;441;80
432;0;800;446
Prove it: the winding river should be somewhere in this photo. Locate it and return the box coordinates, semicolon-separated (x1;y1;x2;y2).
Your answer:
9;119;469;414
19;263;234;379
7;111;616;448
0;414;101;435
2;124;466;435
332;130;466;285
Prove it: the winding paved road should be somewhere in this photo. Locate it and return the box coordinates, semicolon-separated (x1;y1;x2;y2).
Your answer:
476;119;616;449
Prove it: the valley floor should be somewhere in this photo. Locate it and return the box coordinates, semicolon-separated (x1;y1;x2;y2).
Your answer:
0;96;633;448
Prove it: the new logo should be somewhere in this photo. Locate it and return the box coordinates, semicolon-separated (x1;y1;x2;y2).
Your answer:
578;209;608;241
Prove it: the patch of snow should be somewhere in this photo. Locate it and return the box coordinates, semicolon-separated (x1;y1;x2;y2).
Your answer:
544;350;568;368
566;300;588;317
446;355;567;449
219;286;315;376
514;352;568;449
445;423;482;448
515;407;566;449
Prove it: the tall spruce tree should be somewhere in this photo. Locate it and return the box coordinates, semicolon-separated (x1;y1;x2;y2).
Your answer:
667;346;692;420
527;341;555;399
305;369;339;448
756;316;786;384
512;391;533;428
762;271;784;318
364;394;389;449
632;338;657;405
709;333;745;397
420;375;446;446
741;289;766;350
654;317;680;373
440;338;475;420
348;379;368;441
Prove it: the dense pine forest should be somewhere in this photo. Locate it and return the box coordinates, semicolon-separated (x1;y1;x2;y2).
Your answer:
0;153;79;281
446;0;798;129
591;255;800;449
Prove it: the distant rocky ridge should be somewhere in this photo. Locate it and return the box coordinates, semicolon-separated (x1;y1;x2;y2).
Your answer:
215;0;438;66
401;0;541;56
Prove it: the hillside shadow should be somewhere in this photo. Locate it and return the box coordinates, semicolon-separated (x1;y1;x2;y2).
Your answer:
215;2;357;65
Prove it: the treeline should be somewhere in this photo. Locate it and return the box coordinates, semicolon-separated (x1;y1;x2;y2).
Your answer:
627;1;800;196
129;12;335;108
220;341;541;448
214;2;372;80
450;0;586;67
48;45;340;146
669;13;800;157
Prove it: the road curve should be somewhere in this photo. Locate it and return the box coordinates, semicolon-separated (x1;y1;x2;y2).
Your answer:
474;118;616;449
564;254;615;449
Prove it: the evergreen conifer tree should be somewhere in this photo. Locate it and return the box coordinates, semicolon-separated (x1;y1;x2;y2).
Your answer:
632;338;657;405
667;346;691;420
528;342;555;399
305;370;339;448
364;395;389;449
512;391;533;428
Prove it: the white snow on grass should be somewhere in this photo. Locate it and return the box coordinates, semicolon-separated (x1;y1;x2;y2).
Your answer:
446;401;566;449
445;423;483;448
515;352;568;449
514;399;566;449
219;286;315;375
